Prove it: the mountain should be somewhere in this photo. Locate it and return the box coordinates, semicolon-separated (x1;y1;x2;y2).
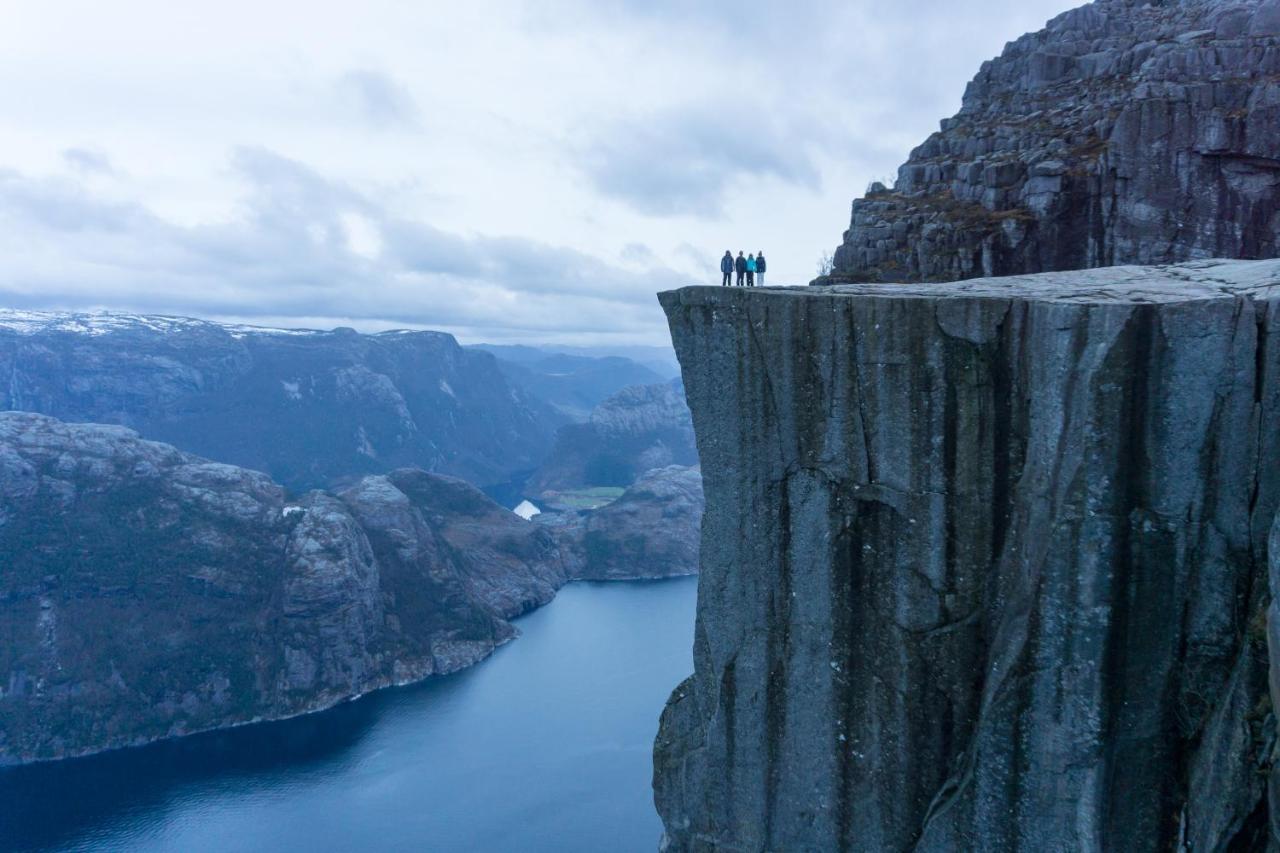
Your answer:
525;380;697;498
542;344;682;380
535;465;703;580
655;258;1280;850
0;410;703;765
824;0;1280;285
468;344;664;421
0;311;559;492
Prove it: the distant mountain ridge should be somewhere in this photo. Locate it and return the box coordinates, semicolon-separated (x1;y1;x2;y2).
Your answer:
0;309;559;492
526;380;698;497
469;344;664;421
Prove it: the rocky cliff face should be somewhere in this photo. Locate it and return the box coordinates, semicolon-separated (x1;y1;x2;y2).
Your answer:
656;259;1280;851
0;311;558;491
828;0;1280;284
527;381;697;496
0;412;575;765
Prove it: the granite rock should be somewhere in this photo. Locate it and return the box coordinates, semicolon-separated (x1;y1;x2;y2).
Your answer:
656;258;1280;851
826;0;1280;285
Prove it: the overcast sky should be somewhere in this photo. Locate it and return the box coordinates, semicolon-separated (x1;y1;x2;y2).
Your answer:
0;0;1078;345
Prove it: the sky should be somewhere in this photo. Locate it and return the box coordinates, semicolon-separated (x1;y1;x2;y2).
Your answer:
0;0;1079;346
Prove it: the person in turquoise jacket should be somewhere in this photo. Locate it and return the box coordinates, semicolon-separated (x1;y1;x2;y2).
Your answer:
746;254;757;286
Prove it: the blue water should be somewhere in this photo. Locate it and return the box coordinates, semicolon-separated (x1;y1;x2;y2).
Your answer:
0;578;697;852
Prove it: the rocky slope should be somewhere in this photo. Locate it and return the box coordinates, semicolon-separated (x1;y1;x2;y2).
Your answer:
827;0;1280;284
538;465;703;580
527;381;697;496
656;259;1280;851
0;311;558;492
0;412;574;765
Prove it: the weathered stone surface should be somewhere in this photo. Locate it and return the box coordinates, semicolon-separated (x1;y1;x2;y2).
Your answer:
826;0;1280;285
656;258;1280;851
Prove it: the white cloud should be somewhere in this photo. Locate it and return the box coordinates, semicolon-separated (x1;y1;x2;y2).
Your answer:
0;0;1081;342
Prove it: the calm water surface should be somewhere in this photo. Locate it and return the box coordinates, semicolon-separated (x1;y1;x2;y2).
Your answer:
0;578;697;852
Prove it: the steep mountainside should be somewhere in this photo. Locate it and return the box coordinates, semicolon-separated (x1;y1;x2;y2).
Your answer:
536;465;703;580
526;381;697;496
0;311;558;491
656;259;1280;851
0;412;589;765
468;344;663;421
827;0;1280;284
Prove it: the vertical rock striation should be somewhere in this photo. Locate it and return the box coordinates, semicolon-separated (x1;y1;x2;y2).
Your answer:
827;0;1280;284
656;258;1280;851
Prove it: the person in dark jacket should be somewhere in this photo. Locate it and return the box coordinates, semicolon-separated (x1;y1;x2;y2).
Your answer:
720;250;733;286
735;251;747;286
756;251;767;286
746;254;756;286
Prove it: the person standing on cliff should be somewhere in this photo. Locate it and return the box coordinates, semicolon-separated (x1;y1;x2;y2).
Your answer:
746;254;757;286
720;250;733;286
756;251;767;286
735;251;747;286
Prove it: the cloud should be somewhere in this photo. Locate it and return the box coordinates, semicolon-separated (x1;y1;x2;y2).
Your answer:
62;148;113;175
578;105;821;218
0;148;690;343
334;70;419;129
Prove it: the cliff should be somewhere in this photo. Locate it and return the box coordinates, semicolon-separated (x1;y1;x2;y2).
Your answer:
827;0;1280;284
0;311;559;491
656;258;1280;850
0;413;583;765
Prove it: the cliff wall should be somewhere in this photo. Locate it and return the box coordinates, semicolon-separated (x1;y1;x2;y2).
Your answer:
656;259;1280;850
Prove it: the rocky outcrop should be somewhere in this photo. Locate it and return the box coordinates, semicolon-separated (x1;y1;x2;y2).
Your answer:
540;465;704;580
527;381;697;495
827;0;1280;285
0;412;573;765
656;259;1280;851
0;311;559;491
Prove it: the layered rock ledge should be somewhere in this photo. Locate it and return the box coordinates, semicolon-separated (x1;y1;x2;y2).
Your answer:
656;258;1280;851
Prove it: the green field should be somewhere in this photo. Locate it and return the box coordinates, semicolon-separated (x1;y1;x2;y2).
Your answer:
546;486;626;510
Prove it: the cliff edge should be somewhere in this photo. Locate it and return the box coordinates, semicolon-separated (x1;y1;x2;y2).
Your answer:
656;259;1280;850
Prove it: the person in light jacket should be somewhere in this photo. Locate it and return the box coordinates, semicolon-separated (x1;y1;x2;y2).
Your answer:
755;251;767;286
734;251;747;286
746;254;757;286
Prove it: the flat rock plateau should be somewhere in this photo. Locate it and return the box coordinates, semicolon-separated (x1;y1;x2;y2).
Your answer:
655;258;1280;851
